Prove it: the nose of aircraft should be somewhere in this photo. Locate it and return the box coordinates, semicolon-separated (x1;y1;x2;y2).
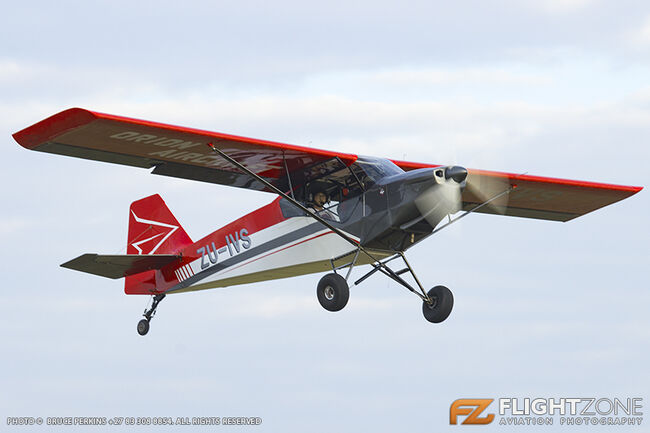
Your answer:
445;166;468;183
409;166;467;230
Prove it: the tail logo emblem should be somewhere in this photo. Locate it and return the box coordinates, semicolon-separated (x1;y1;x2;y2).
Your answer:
130;211;179;255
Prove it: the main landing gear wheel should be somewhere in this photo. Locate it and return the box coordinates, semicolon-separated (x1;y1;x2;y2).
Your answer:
422;285;454;323
317;273;350;312
137;319;150;336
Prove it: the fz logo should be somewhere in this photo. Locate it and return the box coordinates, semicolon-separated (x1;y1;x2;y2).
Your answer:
197;228;252;270
450;399;494;425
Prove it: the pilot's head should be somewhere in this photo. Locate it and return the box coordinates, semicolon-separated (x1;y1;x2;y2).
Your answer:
310;185;329;209
313;191;328;207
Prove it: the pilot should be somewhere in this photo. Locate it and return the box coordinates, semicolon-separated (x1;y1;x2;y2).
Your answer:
309;185;338;221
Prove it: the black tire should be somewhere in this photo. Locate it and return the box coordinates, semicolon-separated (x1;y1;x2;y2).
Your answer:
317;273;350;312
422;285;454;323
137;319;150;336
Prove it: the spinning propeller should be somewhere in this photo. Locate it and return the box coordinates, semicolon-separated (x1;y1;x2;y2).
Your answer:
414;165;512;229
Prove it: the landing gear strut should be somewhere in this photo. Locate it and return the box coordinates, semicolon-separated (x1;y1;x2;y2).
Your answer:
137;293;166;336
335;250;455;324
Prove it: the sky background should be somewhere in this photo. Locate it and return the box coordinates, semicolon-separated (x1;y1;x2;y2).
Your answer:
1;1;649;432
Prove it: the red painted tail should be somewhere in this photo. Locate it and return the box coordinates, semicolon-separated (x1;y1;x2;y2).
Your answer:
127;194;192;255
125;194;192;294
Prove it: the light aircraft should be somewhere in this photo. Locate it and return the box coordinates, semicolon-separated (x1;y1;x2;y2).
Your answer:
13;108;642;335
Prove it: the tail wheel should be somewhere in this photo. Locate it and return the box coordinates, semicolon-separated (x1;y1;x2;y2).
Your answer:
422;285;454;323
317;273;350;312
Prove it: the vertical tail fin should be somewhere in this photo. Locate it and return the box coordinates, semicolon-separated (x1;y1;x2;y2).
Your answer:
127;194;192;255
125;194;192;294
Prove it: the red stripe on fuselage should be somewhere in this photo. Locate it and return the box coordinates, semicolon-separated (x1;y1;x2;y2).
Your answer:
188;195;286;254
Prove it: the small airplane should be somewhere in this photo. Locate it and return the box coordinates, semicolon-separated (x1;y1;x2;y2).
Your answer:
13;108;642;335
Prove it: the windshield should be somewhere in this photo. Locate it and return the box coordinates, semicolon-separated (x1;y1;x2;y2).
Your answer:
352;156;404;187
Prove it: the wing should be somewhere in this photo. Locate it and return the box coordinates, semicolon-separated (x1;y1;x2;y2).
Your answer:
61;254;181;279
13;108;358;193
14;108;641;221
392;160;642;222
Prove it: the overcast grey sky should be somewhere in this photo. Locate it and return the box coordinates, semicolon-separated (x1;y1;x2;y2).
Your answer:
1;1;649;432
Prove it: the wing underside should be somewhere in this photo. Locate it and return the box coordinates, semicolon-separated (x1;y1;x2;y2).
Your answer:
392;161;642;222
13;108;358;193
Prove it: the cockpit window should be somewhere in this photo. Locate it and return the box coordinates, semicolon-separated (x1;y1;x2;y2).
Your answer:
352;156;403;187
278;156;402;220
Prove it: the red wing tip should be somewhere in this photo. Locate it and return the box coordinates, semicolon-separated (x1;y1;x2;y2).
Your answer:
13;107;97;149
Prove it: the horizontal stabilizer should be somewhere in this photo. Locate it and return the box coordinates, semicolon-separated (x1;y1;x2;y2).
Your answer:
61;254;181;279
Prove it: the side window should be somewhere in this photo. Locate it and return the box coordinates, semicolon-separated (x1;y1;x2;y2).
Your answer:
334;195;361;222
279;194;361;223
279;197;305;218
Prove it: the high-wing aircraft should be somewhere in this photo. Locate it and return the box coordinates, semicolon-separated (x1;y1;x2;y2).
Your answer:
13;108;643;335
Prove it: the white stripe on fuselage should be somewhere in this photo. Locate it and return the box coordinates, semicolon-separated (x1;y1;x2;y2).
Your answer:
179;217;358;286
